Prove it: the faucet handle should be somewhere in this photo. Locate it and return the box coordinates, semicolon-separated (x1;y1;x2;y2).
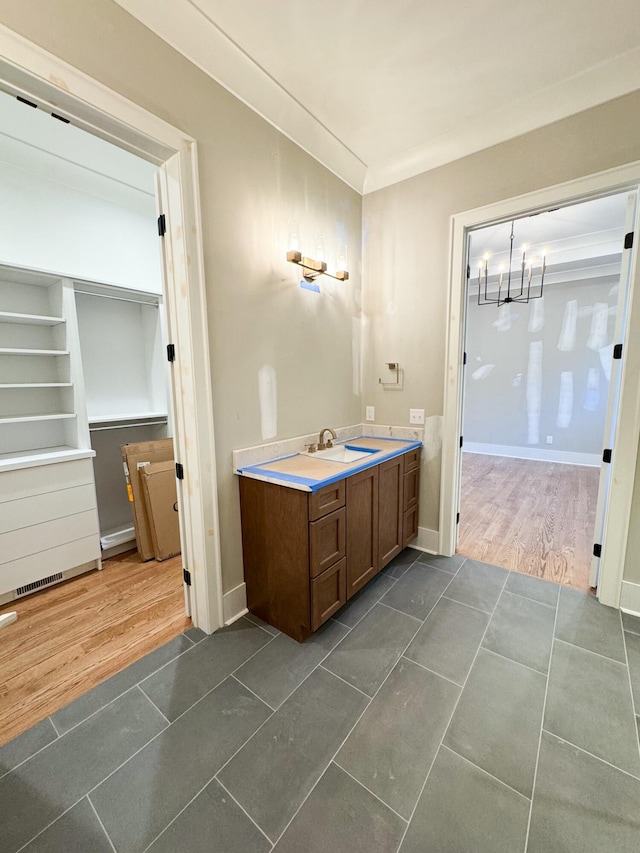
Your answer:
305;443;317;454
326;437;334;448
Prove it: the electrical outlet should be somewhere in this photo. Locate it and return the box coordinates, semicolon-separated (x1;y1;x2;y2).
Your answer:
546;435;553;445
409;408;425;425
366;406;375;421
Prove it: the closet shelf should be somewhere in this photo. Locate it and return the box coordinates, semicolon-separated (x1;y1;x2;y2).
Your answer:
0;347;70;356
0;445;95;473
0;310;65;326
0;383;73;389
88;412;169;425
0;413;77;424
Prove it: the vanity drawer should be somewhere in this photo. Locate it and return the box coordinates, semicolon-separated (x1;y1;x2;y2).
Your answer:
404;467;420;511
309;479;346;521
403;505;419;546
309;507;346;578
403;448;421;473
311;557;347;630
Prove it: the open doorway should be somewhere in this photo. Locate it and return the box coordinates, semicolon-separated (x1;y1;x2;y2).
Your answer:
456;193;631;591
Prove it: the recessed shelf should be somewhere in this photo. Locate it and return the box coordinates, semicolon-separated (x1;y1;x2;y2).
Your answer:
0;311;65;326
0;413;77;425
0;383;73;389
0;348;70;356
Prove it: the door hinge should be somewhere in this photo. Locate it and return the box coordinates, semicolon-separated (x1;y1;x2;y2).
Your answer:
456;511;460;525
157;213;166;237
167;343;175;362
593;543;602;558
175;462;184;480
183;568;191;586
613;343;623;360
17;95;37;109
624;232;634;250
463;351;467;365
603;448;612;464
466;264;471;279
460;436;464;448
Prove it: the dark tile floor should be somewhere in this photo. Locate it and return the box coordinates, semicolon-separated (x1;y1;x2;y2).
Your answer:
2;548;640;852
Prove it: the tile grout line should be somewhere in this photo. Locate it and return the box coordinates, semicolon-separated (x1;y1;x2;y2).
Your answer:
332;759;409;824
230;673;276;712
14;798;84;853
540;728;640;783
392;569;511;853
86;794;118;853
553;636;628;666
317;664;374;700
620;610;640;764
136;684;171;727
440;743;531;803
48;716;61;737
332;572;403;631
268;562;466;848
501;587;558;610
479;645;549;678
523;580;560;852
441;593;492;615
400;655;463;689
377;600;424;623
216;777;275;848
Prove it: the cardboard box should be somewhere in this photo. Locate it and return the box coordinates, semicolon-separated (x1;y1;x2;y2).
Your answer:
140;460;181;561
121;438;175;561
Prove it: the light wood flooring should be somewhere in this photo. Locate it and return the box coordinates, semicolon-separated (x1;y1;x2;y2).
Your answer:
457;452;600;591
0;550;190;746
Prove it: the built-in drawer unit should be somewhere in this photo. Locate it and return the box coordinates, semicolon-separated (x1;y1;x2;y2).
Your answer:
309;507;346;578
311;557;347;630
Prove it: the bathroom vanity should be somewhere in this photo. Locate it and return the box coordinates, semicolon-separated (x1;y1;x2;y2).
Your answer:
237;437;421;641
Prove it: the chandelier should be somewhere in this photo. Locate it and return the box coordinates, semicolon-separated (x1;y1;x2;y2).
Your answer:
476;221;546;306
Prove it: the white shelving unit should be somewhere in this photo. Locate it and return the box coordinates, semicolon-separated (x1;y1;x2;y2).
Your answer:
0;265;100;601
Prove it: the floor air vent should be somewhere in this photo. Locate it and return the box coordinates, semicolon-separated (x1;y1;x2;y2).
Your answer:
16;572;64;597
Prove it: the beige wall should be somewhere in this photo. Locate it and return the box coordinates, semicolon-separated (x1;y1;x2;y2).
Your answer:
0;0;363;593
362;93;640;547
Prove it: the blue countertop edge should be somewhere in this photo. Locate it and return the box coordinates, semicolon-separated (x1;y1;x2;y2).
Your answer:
236;437;422;493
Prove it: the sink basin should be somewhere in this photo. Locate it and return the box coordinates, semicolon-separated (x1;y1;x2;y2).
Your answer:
309;445;378;464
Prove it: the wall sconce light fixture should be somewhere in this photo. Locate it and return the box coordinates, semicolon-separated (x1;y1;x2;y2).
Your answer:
286;250;349;282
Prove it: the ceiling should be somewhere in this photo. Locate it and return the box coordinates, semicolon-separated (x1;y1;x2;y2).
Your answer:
116;0;640;193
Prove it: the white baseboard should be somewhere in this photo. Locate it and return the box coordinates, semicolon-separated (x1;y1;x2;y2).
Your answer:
464;442;601;467
620;580;640;616
223;581;248;625
413;527;439;555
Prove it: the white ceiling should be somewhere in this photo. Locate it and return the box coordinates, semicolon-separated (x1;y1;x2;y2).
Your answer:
116;0;640;193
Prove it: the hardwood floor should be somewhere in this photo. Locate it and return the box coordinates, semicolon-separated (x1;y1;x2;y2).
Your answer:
0;550;190;746
457;452;600;591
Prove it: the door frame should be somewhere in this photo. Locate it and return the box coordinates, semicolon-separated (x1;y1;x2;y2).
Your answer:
0;25;224;633
440;162;640;608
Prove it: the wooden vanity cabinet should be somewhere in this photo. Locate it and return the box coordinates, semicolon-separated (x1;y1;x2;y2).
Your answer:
239;447;420;642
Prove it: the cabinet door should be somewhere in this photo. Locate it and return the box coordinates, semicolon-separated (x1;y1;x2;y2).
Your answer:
309;508;346;578
311;557;347;630
403;505;419;547
346;466;379;598
404;468;420;511
378;456;403;570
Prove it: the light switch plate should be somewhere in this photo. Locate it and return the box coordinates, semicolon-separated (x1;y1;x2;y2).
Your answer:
409;408;425;425
366;406;375;421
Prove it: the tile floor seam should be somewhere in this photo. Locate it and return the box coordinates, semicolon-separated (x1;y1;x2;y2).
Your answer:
76;634;281;813
181;631;196;646
48;716;61;737
479;645;549;678
47;636;207;741
399;655;463;688
135;684;172;726
230;673;277;711
439;743;532;803
13;796;86;853
552;636;628;666
269;594;429;847
331;759;409;824
523;583;559;853
392;568;511;853
500;587;558;610
332;574;401;630
215;776;275;848
619;612;640;762
441;593;491;615
377;600;425;623
87;793;118;853
539;728;640;782
317;664;374;700
413;562;458;578
622;618;640;637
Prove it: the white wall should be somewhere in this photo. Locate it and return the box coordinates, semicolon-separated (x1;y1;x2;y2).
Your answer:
0;92;161;292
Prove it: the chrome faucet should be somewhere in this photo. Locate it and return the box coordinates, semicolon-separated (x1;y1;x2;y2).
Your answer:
318;427;337;450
